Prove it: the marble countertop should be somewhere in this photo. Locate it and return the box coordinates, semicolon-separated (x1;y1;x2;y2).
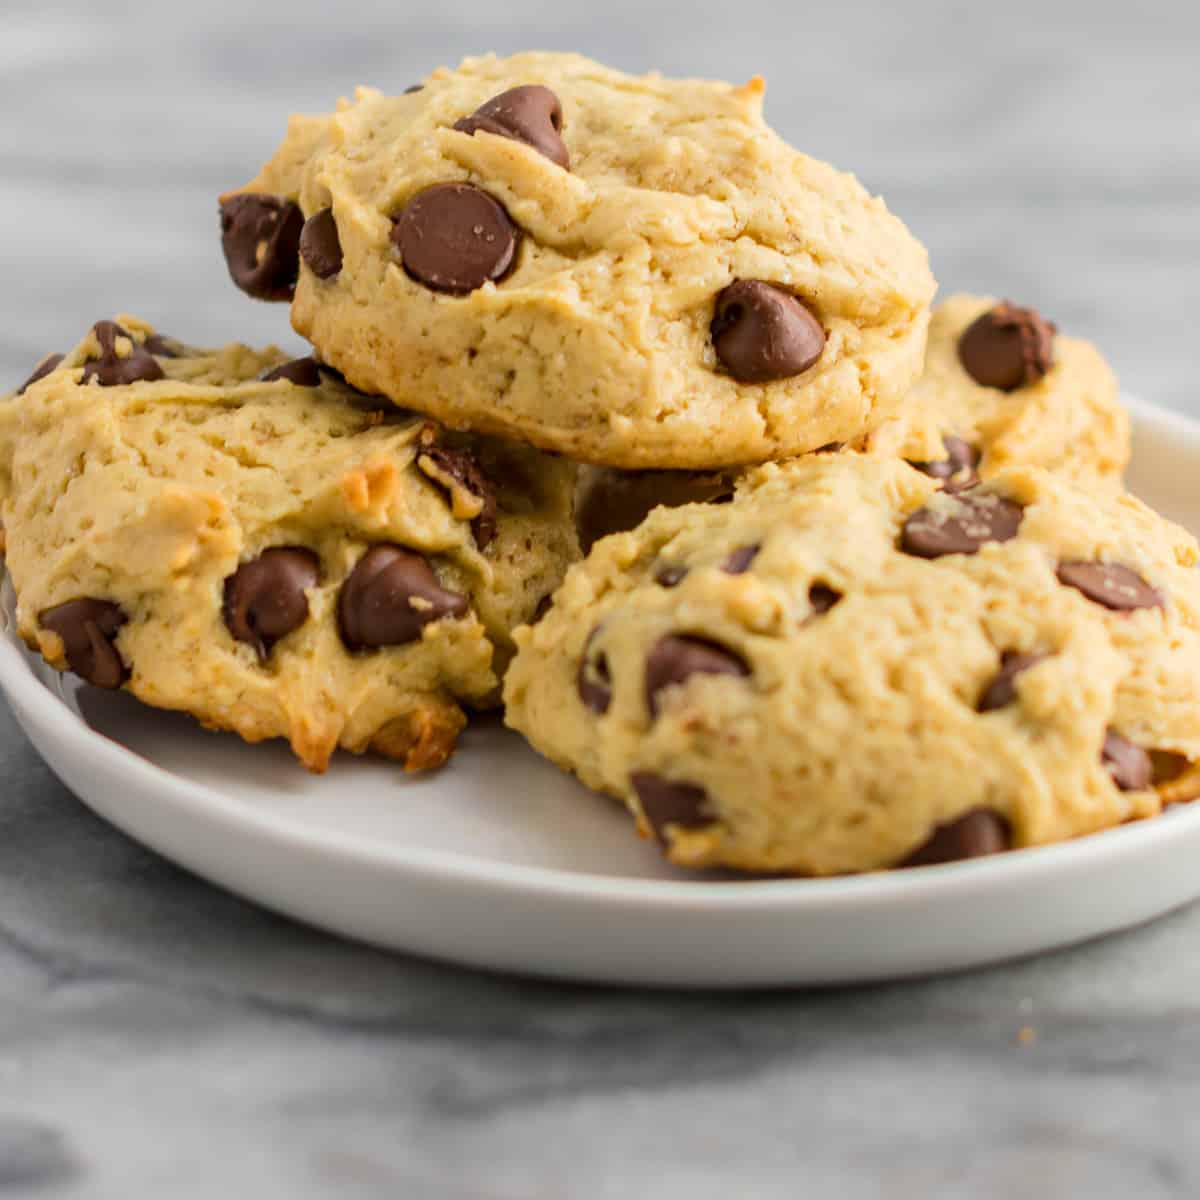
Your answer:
3;1;1199;1195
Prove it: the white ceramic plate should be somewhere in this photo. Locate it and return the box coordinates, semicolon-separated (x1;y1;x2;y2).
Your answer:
3;395;1200;988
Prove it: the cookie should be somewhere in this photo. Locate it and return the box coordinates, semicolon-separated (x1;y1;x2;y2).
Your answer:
220;51;935;468
1;318;577;772
865;294;1129;486
571;295;1128;548
506;454;1200;875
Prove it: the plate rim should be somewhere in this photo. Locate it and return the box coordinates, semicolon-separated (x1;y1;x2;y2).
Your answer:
3;392;1199;914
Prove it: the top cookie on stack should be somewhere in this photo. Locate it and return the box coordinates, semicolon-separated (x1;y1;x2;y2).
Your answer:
219;52;936;468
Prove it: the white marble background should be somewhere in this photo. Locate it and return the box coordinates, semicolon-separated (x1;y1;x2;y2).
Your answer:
2;1;1199;1196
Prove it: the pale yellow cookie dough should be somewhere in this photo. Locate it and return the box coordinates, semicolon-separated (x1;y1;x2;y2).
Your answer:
506;454;1200;875
0;317;577;772
865;293;1129;483
227;51;935;468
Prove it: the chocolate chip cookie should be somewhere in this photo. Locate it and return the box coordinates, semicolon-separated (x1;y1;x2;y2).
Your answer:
506;454;1200;875
220;51;935;468
1;318;577;772
865;293;1129;486
571;294;1129;549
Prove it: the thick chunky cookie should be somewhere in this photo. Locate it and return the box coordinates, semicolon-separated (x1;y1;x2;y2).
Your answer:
506;455;1200;875
865;294;1129;486
221;51;935;468
572;295;1128;547
1;318;577;772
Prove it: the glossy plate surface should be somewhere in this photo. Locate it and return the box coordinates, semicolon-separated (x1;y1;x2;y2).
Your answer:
2;396;1198;987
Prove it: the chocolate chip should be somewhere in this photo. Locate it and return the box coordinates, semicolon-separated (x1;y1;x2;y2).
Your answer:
142;334;180;358
16;353;63;395
576;627;612;714
722;544;759;575
654;564;688;588
299;208;343;279
338;545;468;651
1103;729;1153;791
645;635;750;718
454;85;570;169
219;193;303;301
222;547;319;661
978;651;1046;712
711;280;826;383
630;772;713;843
808;584;841;614
908;435;981;492
576;470;736;552
900;492;1023;559
39;598;127;689
312;361;350;387
259;356;322;386
417;445;498;550
1056;562;1164;612
958;302;1056;391
392;183;520;295
404;84;424;94
80;321;165;387
900;809;1011;867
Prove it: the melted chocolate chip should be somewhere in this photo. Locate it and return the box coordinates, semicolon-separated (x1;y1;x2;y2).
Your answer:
312;361;351;388
722;544;759;575
576;470;736;552
958;302;1056;391
219;193;303;301
630;772;713;843
392;183;520;295
222;547;319;660
338;545;468;651
711;280;826;383
81;321;165;387
1102;729;1153;791
259;356;322;386
645;635;750;718
576;627;612;714
977;651;1046;712
16;353;63;395
654;564;689;588
454;85;569;169
417;445;498;550
1056;562;1164;612
900;809;1012;867
900;492;1023;559
299;208;343;279
39;598;128;689
908;435;982;492
142;334;181;358
808;584;842;615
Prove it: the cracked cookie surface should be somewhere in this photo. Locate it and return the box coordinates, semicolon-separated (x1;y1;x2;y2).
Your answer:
222;51;935;468
506;454;1200;875
1;317;577;772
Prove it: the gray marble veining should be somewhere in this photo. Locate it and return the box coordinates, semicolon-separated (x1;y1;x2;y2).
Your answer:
3;1;1200;1195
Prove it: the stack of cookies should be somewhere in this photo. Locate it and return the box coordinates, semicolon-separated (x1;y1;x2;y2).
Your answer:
4;52;1200;875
